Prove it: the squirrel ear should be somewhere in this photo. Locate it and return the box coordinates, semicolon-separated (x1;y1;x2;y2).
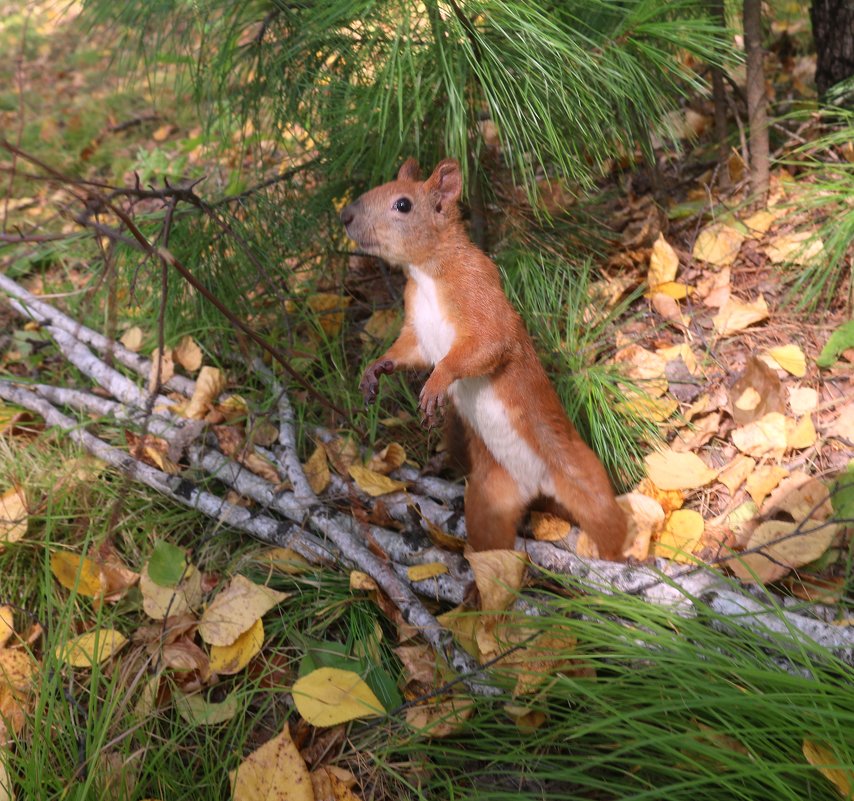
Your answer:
426;158;462;212
397;157;421;181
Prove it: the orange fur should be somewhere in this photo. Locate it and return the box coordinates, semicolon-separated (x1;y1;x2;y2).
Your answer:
341;158;628;561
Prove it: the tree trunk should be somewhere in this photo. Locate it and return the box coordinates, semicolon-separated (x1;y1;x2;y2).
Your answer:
810;0;854;100
743;0;769;199
710;0;730;185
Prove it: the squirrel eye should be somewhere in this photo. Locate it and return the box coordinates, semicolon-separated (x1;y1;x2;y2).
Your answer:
393;197;412;213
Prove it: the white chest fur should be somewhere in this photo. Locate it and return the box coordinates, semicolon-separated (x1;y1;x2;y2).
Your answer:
408;267;456;365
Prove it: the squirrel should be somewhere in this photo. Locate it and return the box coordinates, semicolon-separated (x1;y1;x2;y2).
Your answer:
340;158;628;561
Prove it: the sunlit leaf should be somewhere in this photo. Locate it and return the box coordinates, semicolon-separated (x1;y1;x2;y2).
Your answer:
292;667;384;726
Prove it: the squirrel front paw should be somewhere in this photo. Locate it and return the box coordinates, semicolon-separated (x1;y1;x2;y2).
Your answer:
418;372;449;428
359;359;395;404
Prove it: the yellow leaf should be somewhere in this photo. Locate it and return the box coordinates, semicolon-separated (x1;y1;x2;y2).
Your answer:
303;444;330;494
731;412;788;458
406;562;449;581
693;223;745;267
229;725;313;801
786;415;817;450
263;547;311;575
763;344;806;377
0;606;13;648
55;629;127;668
152;124;175;142
148;347;175;392
310;767;363;801
647;233;679;287
734;387;762;412
468;550;527;612
745;465;789;507
184;366;226;420
612;344;668;397
505;703;547;733
347;464;407;496
119;326;144;352
765;231;824;266
644;450;718;491
530;512;571;542
0;487;27;545
367;442;406;475
617;492;666;561
802;740;853;800
292;667;384;726
653;281;690;300
404;695;473;738
307;293;352;337
360;309;401;345
742;209;777;237
349;570;378;592
731;520;838;584
173;336;203;372
718;455;756;495
712;296;770;337
199;574;288;646
655;509;704;562
50;552;104;597
140;563;202;620
618;393;679;423
0;757;13;801
209;618;264;675
657;342;699;375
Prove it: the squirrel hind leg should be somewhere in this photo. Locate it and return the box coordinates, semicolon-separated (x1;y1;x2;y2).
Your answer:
464;439;526;552
548;474;628;562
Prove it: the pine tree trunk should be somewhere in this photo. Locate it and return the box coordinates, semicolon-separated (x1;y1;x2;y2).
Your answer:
743;0;769;199
810;0;854;99
710;0;730;184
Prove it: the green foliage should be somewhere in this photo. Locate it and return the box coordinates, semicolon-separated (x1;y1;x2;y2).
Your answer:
147;539;188;586
817;320;854;368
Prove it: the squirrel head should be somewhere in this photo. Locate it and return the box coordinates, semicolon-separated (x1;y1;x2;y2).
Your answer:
340;158;463;268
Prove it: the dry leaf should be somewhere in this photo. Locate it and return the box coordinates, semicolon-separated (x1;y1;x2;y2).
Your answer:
764;477;832;522
0;648;35;744
173;336;203;372
718;455;756;495
264;547;311;575
184;366;226;420
612;345;668;397
671;412;721;453
0;487;27;545
360;309;400;345
657;343;699;376
55;629;127;668
653;281;690;300
175;691;238;725
395;643;442;685
119;326;144;352
712;296;769;337
325;436;359;475
214;426;282;484
505;704;547;733
745;465;789;507
148;348;175;392
651;292;689;326
765;231;824;266
731;412;788;458
786;415;817;450
50;552;104;597
788;386;818;416
696;266;731;308
292;667;384;725
730;356;786;425
140;563;203;620
300;445;330;495
229;726;313;801
209;618;264;675
730;520;837;584
468;549;527;612
404;695;473;738
199;574;288;646
617;394;678;423
306;293;352;337
406;563;449;582
802;740;853;800
734;387;762;412
647;233;679;287
349;571;378;592
347;464;407;496
311;767;363;801
0;607;13;649
644;450;718;491
828;403;854;441
530;512;571;542
366;443;406;475
742;209;777;237
655;509;704;562
616;492;665;561
693;223;745;267
763;344;807;377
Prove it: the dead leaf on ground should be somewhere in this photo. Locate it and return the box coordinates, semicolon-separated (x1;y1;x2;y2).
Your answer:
731;412;788;458
468;549;527;612
762;344;807;377
406;563;449;582
184;366;226;420
644;449;719;491
802;740;853;800
696;266;731;308
119;326;144;352
173;336;203;372
209;618;264;675
214;426;282;484
303;444;330;494
198;574;288;646
745;465;789;507
55;628;127;668
742;208;777;237
786;415;817;450
671;412;721;453
360;309;400;346
348;464;407;496
651;292;689;326
828;403;854;441
765;231;824;266
693;223;745;267
140;563;203;620
718;455;756;495
367;442;406;475
405;695;473;738
647;233;679;287
148;347;175;392
654;509;704;562
617;492;665;561
0;607;13;648
612;345;668;397
713;296;770;337
50;551;104;597
292;667;384;726
729;356;786;425
395;643;444;686
530;512;571;542
311;766;364;801
324;436;360;475
229;724;313;801
788;386;818;416
306;293;352;337
0;487;27;546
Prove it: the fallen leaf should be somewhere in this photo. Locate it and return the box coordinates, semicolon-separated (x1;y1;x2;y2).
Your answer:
306;293;352;337
0;756;12;801
530;512;571;542
184;366;226;420
696;266;731;308
612;345;668;397
731;412;788;458
152;123;176;142
635;478;685;514
763;344;807;377
161;639;210;676
655;509;704;562
802;740;853;800
347;464;407;496
198;574;288;646
745;465;789;507
0;607;13;648
119;326;144;352
828;403;854;441
229;725;313;801
0;487;27;546
742;209;777;237
765;231;824;266
210;618;264;675
404;695;473;737
125;431;180;475
406;563;449;581
729;356;786;425
147;540;189;587
653;281;690;300
712;296;769;337
644;450;718;491
651;292;689;326
693;223;744;267
735;387;762;412
617;394;679;423
55;629;127;667
292;667;384;725
617;492;665;561
718;455;756;495
349;571;378;592
786;415;817;450
173;336;203;372
671;412;721;453
367;442;406;475
468;549;527;612
765;477;833;522
788;386;818;416
505;704;547;733
176;691;239;726
263;547;311;575
148;347;175;392
50;552;104;597
657;343;699;376
310;767;363;801
395;643;442;685
360;309;400;345
647;233;679;287
0;648;35;744
325;436;360;475
140;563;203;620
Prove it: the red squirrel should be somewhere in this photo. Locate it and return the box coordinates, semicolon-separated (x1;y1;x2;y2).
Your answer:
340;158;628;561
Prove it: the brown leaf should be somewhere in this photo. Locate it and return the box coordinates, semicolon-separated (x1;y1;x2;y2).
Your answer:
731;412;788;458
148;347;175;392
468;550;527;612
366;443;406;475
729;356;786;425
185;366;226;420
713;296;770;337
718;455;756;495
173;336;203;372
404;695;474;738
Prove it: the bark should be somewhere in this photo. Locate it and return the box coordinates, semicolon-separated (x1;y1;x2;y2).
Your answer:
709;0;730;183
743;0;770;198
811;0;854;100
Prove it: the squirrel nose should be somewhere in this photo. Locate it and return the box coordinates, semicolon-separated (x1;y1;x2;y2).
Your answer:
340;204;355;227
